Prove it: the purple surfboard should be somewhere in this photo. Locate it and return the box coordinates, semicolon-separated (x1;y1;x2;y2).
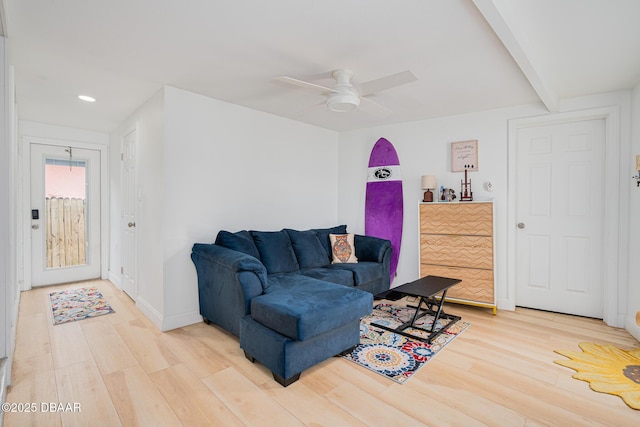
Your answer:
365;137;403;284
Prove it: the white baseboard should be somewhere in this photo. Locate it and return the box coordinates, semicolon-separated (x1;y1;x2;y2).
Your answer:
497;297;515;311
134;296;202;332
162;310;203;332
135;296;163;331
612;313;625;329
625;314;640;343
107;270;122;289
0;357;7;426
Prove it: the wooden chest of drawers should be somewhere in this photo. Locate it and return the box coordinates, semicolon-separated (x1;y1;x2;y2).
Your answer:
419;202;496;313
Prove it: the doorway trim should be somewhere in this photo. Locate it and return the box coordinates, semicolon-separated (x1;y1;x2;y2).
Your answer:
507;106;622;327
22;136;109;291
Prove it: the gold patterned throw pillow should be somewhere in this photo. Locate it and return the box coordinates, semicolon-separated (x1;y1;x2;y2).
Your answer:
330;233;358;264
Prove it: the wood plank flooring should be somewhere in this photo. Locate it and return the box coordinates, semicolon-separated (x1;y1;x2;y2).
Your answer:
5;280;639;426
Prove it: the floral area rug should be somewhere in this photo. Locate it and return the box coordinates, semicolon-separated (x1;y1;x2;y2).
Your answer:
554;342;640;410
342;303;470;384
49;287;115;325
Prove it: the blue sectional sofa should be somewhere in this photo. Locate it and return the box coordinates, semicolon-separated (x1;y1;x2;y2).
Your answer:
191;225;392;386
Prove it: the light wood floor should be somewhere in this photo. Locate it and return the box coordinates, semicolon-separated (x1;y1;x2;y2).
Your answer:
5;279;640;426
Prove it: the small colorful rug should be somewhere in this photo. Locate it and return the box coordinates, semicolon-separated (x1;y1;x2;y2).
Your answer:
342;303;470;384
554;342;640;410
49;287;115;325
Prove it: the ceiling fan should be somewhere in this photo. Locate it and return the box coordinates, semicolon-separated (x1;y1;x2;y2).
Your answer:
274;69;418;114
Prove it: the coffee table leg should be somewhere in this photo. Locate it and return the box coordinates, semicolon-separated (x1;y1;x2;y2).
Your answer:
430;290;448;333
409;297;426;327
371;286;461;344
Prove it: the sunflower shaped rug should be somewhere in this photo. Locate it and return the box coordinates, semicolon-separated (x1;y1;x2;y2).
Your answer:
554;342;640;410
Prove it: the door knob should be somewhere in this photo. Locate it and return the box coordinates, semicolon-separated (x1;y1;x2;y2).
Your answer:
128;222;136;228
32;224;39;230
517;222;526;229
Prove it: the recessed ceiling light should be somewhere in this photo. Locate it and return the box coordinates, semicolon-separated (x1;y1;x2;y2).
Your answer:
78;95;96;102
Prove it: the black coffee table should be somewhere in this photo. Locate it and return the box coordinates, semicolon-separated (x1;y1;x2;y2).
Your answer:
373;275;461;343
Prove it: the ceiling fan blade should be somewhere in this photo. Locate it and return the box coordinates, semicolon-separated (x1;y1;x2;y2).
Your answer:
359;70;418;96
273;76;336;94
293;100;326;117
360;96;393;117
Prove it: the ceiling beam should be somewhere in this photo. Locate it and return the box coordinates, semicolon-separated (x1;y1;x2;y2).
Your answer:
472;0;558;112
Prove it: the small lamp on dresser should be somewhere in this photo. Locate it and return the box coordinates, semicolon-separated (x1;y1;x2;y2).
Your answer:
421;175;437;202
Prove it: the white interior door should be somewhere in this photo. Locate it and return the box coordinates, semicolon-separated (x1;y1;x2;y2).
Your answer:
121;130;137;298
30;143;101;286
515;119;605;318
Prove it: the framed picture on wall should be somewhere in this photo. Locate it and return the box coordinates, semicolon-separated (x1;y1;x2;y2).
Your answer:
451;140;478;172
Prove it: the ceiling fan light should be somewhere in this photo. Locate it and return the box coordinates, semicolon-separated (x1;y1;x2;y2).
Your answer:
327;93;360;112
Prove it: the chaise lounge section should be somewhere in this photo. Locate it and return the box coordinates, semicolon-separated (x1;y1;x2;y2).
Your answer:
191;225;391;386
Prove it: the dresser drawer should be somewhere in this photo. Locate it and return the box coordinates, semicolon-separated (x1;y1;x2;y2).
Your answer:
420;203;493;236
420;265;494;303
420;234;493;269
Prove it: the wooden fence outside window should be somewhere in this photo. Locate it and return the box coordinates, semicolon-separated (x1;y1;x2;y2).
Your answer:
45;197;86;268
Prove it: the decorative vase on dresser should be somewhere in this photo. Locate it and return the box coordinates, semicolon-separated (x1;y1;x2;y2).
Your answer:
419;201;497;314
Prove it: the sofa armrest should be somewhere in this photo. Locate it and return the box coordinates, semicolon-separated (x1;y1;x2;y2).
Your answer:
192;244;266;280
354;234;392;263
191;243;267;336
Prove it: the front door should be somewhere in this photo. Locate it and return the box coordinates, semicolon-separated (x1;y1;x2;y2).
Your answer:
515;119;605;318
30;143;101;286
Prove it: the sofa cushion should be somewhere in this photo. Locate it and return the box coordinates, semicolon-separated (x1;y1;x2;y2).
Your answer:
312;225;347;260
328;261;384;286
250;230;299;274
284;229;330;269
250;280;372;341
215;230;260;260
298;267;354;286
262;273;306;293
330;233;358;263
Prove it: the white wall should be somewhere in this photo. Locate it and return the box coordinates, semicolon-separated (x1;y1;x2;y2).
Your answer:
0;36;18;393
338;103;547;297
110;86;340;331
627;82;640;341
0;37;9;359
160;86;339;330
20;121;111;146
110;89;165;328
338;92;631;325
19;121;110;291
109;85;634;333
108;120;122;288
